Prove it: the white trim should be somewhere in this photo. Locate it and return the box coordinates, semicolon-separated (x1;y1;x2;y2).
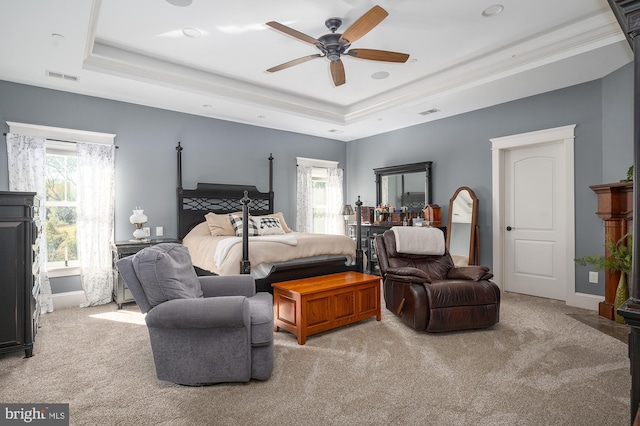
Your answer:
52;291;88;310
296;157;339;169
491;125;580;308
48;264;81;278
7;121;116;145
570;292;602;311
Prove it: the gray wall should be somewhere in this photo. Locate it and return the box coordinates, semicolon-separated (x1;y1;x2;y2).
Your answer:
1;62;634;297
347;63;633;297
0;80;347;238
0;81;347;293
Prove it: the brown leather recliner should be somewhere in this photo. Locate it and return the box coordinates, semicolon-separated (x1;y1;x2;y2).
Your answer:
374;228;500;332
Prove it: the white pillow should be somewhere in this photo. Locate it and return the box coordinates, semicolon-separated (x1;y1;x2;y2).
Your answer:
258;217;285;236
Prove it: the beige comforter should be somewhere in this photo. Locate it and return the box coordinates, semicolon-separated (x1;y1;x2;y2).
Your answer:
182;222;358;276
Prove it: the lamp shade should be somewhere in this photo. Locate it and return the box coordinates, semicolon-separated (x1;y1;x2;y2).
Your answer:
130;207;148;240
129;208;147;225
342;204;354;216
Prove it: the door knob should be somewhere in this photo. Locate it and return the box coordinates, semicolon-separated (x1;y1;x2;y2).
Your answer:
506;226;513;231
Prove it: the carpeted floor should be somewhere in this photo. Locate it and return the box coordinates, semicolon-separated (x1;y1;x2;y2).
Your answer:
0;292;631;426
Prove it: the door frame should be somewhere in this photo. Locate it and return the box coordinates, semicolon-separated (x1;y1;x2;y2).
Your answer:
490;125;593;309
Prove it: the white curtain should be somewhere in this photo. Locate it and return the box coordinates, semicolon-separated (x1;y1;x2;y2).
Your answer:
325;167;343;235
6;134;54;313
296;165;313;233
77;142;116;307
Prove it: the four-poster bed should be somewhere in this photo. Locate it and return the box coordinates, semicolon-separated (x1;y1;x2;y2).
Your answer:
175;143;364;294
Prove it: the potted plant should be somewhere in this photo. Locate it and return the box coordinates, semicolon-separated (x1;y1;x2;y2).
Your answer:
575;233;632;324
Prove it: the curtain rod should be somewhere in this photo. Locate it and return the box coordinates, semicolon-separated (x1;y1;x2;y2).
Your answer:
3;132;119;148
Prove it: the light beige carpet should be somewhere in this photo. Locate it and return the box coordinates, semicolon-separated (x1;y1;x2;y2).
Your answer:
0;292;631;426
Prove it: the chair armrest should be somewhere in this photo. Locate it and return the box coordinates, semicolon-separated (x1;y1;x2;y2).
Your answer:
145;296;250;329
386;266;432;283
447;266;493;281
199;274;256;298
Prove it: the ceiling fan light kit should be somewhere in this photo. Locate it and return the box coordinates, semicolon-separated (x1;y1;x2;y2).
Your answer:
266;5;409;87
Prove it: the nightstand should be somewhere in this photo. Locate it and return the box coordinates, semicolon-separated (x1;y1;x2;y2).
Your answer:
111;238;181;308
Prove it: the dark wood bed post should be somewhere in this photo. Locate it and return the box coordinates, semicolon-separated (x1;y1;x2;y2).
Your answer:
269;153;274;207
607;1;640;423
176;142;184;238
355;196;363;272
240;191;252;274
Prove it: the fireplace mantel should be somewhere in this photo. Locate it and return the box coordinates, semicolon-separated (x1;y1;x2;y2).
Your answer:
589;181;633;320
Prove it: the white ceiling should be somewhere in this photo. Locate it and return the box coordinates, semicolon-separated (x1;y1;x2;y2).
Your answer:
0;0;633;141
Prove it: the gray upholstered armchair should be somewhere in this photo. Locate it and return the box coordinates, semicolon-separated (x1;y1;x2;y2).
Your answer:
115;243;274;386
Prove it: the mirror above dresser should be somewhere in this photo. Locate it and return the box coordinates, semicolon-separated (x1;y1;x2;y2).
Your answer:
374;161;433;211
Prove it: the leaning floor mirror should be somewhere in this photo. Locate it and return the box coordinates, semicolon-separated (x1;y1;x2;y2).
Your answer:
446;186;479;266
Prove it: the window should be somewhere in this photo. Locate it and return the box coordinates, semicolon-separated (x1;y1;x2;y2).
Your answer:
45;144;78;267
7;121;116;277
296;157;343;235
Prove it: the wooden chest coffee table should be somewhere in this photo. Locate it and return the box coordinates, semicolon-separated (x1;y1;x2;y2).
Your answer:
272;271;381;345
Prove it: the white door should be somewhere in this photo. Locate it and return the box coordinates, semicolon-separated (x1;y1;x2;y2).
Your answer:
503;142;566;300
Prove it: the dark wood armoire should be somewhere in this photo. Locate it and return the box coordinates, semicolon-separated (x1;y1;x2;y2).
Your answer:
0;191;41;358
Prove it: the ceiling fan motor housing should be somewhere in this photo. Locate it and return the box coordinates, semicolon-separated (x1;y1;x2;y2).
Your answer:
317;33;349;61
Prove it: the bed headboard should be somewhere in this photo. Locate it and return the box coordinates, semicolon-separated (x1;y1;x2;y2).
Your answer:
176;143;274;239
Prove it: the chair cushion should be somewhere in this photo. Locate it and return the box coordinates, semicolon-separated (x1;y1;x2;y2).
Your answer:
391;226;445;255
132;243;203;308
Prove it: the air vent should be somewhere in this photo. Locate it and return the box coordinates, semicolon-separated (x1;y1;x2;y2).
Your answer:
418;108;440;116
46;70;79;82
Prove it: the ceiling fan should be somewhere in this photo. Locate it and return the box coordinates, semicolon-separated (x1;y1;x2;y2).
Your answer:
266;5;409;87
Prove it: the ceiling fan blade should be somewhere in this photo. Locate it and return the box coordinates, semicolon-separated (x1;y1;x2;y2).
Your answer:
330;60;346;86
339;5;389;44
266;21;321;46
346;48;409;63
267;54;322;73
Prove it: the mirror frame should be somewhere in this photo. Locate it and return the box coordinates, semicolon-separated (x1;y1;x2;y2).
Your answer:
446;186;479;266
374;161;433;208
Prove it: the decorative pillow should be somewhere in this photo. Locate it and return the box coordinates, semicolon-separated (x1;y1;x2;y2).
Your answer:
132;243;203;308
204;212;237;236
258;217;286;235
229;213;260;237
253;212;292;233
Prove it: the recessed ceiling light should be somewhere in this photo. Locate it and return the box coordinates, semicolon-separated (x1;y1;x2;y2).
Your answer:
182;27;201;38
482;4;504;17
371;71;390;80
51;33;65;47
165;0;192;6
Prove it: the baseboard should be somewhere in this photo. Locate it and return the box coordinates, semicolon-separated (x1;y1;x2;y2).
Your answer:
52;291;87;310
566;292;601;311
